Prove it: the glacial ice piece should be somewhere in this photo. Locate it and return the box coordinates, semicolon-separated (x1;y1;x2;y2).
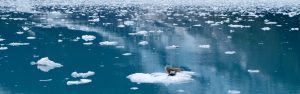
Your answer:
122;53;132;56
99;41;118;46
8;42;30;46
138;41;149;45
225;51;236;54
66;79;92;85
261;27;271;31
81;35;96;41
127;71;195;85
32;57;63;72
71;71;95;78
0;47;8;50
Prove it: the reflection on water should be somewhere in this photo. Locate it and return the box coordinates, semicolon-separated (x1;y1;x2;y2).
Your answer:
0;5;300;94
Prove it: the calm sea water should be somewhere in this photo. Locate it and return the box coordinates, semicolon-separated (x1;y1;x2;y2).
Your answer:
0;6;300;94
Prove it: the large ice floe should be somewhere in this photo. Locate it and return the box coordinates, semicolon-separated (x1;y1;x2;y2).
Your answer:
127;71;195;85
31;57;63;72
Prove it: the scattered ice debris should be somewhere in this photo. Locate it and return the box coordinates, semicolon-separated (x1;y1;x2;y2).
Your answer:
166;45;180;49
39;79;53;82
99;41;118;46
26;37;36;40
130;87;139;90
225;51;236;54
129;31;148;36
228;90;240;94
127;71;195;85
247;69;260;73
81;35;96;41
261;27;271;31
290;28;299;31
138;41;149;46
124;21;135;26
67;79;92;85
0;47;8;50
122;53;132;56
31;57;63;72
8;42;30;46
198;45;210;48
71;71;95;78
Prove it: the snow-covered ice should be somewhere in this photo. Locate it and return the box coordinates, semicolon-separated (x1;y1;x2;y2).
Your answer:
225;51;236;54
81;35;96;41
31;57;63;72
0;47;8;50
138;41;149;46
122;53;132;56
127;71;195;85
99;41;118;46
71;71;95;78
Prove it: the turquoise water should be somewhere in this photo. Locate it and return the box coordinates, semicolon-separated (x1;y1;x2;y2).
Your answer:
0;6;300;94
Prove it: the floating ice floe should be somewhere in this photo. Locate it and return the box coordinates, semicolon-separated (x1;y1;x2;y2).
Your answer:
228;24;250;28
22;26;30;31
88;18;100;22
130;87;139;90
27;37;36;40
247;69;260;73
127;71;195;85
99;41;118;46
81;35;96;41
225;51;236;54
67;79;92;85
166;45;180;49
31;57;63;72
122;53;132;56
117;24;125;28
261;27;271;31
124;21;135;26
290;28;299;31
193;24;202;27
0;47;8;50
58;39;63;42
176;89;185;93
16;31;24;34
83;42;93;45
138;41;149;46
198;45;210;48
228;90;240;94
129;31;148;36
0;38;5;41
39;79;53;82
71;71;95;78
8;42;30;46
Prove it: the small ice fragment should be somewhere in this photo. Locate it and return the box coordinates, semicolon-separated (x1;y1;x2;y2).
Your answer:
71;71;95;78
83;42;93;45
22;26;30;31
67;79;92;85
99;41;118;46
291;28;299;31
228;90;240;94
124;21;135;26
0;47;8;50
176;89;185;93
198;45;210;48
130;87;139;90
88;18;100;22
193;24;201;27
0;38;5;41
81;35;96;41
39;79;53;82
261;27;271;31
122;53;132;56
32;57;63;72
225;51;236;54
27;37;36;40
117;24;125;28
138;41;148;45
16;31;24;34
166;45;180;49
129;31;148;36
116;46;125;49
248;69;260;73
8;42;30;46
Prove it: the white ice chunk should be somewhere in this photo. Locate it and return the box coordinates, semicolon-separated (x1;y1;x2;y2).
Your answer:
129;31;148;36
228;90;240;94
247;69;260;73
39;79;53;82
198;45;210;48
67;79;92;85
0;47;8;50
27;37;36;40
124;21;135;26
8;42;30;46
225;51;236;54
122;53;132;56
127;71;195;85
0;38;5;41
166;45;180;49
71;71;95;78
81;35;96;41
291;28;299;31
83;42;93;45
261;27;271;31
16;31;24;34
130;87;139;90
99;41;118;46
138;41;149;45
32;57;63;72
